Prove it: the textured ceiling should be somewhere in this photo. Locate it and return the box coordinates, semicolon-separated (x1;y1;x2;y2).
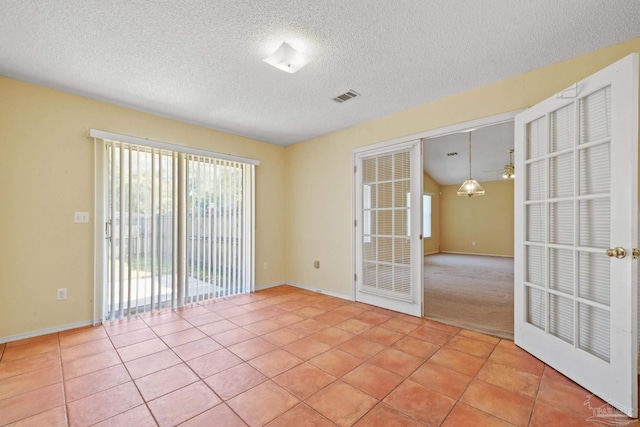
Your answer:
1;1;639;146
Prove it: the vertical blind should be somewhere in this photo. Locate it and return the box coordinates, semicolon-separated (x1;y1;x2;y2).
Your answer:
98;137;255;320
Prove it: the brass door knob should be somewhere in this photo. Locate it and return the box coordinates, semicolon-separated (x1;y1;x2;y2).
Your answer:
606;247;627;259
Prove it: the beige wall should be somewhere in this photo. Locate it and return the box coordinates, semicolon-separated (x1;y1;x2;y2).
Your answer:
423;172;441;255
3;37;640;340
0;77;287;340
285;37;640;297
440;180;514;256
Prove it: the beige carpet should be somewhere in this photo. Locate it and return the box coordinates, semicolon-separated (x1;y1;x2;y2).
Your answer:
424;253;514;340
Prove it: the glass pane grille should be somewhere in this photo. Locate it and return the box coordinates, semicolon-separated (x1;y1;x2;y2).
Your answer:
378;182;393;210
360;149;413;301
522;86;612;363
580;86;611;144
394;210;408;235
393;151;410;179
394;181;410;206
393;266;411;296
378;237;393;263
393;238;410;264
527;161;545;201
526;203;544;243
363;262;376;285
550;201;573;245
579;144;610;196
579;198;610;248
550;103;575;153
526;245;545;286
550;294;574;344
526;285;545;330
378;210;393;236
378;155;393;181
363;237;377;261
549;248;573;295
550;153;573;198
578;303;610;362
578;252;610;306
527;117;547;160
378;265;393;291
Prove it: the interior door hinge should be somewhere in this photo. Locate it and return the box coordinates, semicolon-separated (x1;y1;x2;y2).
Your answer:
354;165;356;173
354;274;357;281
354;219;357;227
105;220;112;241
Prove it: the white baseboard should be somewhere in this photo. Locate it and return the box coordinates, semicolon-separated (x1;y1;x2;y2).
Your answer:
256;282;352;301
0;320;95;344
255;282;288;291
424;251;439;256
2;283;351;344
439;251;514;258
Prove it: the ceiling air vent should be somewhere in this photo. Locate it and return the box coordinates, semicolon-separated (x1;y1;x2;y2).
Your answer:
333;90;360;103
447;152;458;156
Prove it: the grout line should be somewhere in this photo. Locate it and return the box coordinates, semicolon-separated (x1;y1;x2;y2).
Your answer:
527;364;547;426
107;317;161;426
55;332;70;427
4;286;587;427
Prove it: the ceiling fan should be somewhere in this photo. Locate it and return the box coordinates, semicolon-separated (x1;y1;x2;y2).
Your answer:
502;149;515;178
483;149;515;179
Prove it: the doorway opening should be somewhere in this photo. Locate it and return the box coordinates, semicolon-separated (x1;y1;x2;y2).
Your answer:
422;119;517;339
424;253;513;339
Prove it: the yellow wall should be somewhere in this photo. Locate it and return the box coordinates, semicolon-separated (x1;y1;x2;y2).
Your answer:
0;77;287;340
3;37;640;341
423;172;441;255
440;180;514;256
285;37;640;297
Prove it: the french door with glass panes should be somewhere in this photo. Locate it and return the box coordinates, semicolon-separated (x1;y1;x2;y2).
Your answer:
353;139;423;317
514;53;638;417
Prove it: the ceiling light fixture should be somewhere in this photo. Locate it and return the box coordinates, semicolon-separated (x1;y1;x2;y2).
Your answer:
502;149;515;179
263;42;310;74
457;131;485;197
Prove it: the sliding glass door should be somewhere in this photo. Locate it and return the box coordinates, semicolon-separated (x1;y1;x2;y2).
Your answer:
95;137;255;320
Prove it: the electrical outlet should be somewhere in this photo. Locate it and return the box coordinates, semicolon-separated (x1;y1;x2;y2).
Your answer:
74;212;89;223
314;260;320;269
57;288;67;300
472;241;476;246
263;262;269;270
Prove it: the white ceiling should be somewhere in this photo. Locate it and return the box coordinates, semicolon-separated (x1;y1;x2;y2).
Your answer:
423;122;515;186
1;1;639;146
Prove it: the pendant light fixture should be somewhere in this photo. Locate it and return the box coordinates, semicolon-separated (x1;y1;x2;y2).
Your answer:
457;130;485;197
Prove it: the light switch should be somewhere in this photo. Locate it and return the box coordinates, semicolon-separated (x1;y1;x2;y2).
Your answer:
74;212;89;223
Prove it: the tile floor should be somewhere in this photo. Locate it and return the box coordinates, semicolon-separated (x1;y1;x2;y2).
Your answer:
0;285;635;426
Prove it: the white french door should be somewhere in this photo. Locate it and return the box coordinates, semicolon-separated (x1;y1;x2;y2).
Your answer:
353;139;423;317
514;54;638;417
